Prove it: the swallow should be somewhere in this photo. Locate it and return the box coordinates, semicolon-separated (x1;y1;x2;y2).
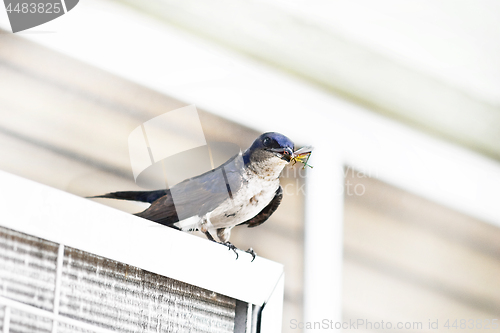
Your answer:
91;132;306;261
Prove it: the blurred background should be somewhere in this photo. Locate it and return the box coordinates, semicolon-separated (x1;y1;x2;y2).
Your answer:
0;0;499;332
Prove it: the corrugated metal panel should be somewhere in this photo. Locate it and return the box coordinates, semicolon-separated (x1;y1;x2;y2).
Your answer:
0;228;58;311
0;225;240;332
59;247;236;333
57;323;98;333
9;309;52;333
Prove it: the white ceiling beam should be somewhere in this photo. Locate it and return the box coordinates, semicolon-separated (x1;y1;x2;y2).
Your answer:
117;0;500;161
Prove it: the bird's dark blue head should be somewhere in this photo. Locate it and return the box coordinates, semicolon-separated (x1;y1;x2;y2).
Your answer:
244;132;295;165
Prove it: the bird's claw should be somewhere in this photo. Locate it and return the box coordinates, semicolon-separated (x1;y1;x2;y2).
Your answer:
223;242;239;260
246;248;257;262
220;243;256;261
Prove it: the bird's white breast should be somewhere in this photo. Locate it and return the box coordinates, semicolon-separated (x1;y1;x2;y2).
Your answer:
208;156;287;230
208;174;280;229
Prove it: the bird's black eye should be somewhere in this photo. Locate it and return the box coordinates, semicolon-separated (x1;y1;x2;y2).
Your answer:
263;137;271;147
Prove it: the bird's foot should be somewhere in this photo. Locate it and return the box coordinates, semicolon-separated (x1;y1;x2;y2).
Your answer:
246;248;257;262
223;242;239;260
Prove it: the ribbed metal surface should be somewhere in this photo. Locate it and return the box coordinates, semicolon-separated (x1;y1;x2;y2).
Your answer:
60;247;236;333
0;228;58;311
0;225;240;332
9;309;52;333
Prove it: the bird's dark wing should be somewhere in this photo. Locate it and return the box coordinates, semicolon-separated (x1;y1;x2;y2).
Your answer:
134;153;246;225
241;186;283;228
134;193;178;226
88;189;168;204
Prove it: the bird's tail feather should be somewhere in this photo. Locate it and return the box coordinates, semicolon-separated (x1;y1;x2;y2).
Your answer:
87;189;169;204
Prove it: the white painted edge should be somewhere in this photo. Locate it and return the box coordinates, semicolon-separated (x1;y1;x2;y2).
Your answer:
260;272;285;333
0;170;283;307
2;305;10;333
51;244;65;333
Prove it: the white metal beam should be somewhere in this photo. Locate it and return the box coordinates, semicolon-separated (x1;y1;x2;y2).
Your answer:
0;170;283;308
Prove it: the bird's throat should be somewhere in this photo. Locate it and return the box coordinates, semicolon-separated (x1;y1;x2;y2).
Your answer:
247;158;287;180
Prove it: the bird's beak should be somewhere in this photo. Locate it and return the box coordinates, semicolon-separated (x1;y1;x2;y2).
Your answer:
267;147;294;162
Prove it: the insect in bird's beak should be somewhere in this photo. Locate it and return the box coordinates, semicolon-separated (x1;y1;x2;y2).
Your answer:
281;147;294;162
290;146;314;169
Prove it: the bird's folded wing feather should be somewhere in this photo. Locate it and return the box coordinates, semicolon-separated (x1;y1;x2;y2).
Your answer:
136;153;246;225
88;189;168;203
